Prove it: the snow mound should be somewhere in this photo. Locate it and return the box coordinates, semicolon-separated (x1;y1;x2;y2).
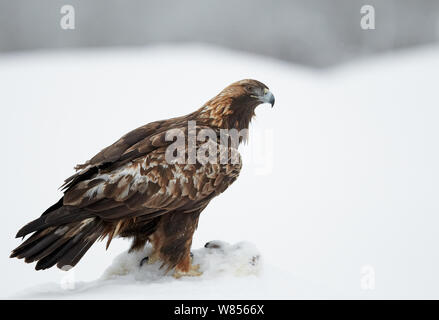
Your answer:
102;241;261;282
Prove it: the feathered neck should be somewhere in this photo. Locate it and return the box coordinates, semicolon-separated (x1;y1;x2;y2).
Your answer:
195;94;258;131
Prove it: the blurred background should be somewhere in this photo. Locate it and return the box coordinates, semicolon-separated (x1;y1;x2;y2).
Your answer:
1;0;439;299
1;0;439;67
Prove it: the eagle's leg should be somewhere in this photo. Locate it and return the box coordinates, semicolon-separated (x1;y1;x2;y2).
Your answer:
136;234;162;266
121;219;162;266
155;210;203;278
173;255;202;279
145;249;161;264
139;251;161;266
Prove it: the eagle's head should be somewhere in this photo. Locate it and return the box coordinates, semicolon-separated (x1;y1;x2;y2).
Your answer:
199;79;275;130
220;79;275;109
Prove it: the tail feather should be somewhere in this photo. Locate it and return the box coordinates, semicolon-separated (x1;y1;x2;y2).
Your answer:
22;221;92;263
11;215;103;271
16;205;94;238
17;231;60;261
26;235;71;263
11;228;56;259
35;235;80;270
56;229;101;269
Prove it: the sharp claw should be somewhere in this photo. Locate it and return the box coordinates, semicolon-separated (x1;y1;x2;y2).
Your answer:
140;253;160;267
139;256;149;267
173;264;203;278
205;241;221;249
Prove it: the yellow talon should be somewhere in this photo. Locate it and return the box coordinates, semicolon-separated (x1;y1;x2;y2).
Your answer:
173;264;203;279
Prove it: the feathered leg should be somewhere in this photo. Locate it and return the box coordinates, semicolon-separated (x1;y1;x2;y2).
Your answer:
173;252;202;278
147;210;203;278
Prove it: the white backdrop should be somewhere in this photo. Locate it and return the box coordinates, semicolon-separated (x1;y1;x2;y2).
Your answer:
1;44;438;298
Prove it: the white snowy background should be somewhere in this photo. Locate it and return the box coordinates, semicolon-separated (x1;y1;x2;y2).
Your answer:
1;44;438;299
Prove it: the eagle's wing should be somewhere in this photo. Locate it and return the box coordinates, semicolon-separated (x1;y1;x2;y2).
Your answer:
15;122;241;242
12;142;241;270
63;145;242;221
61;116;188;191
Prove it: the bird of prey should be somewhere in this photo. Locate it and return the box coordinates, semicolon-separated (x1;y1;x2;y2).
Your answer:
11;79;275;278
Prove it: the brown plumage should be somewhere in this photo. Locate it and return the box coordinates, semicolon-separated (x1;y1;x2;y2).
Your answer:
11;79;274;277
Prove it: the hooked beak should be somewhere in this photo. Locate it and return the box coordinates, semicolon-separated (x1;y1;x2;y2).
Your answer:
261;89;275;107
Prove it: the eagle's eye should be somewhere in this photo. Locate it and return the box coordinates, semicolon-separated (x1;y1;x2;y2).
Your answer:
245;85;253;92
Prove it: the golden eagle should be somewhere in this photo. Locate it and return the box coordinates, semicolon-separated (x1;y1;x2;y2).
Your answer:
11;79;274;278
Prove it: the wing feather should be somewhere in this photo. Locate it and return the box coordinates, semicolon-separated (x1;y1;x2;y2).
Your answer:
63;145;241;221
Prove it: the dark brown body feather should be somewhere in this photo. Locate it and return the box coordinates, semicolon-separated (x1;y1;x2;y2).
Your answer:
11;79;272;273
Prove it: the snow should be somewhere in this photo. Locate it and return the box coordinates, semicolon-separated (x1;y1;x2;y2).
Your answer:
1;44;439;299
102;241;261;281
13;241;267;299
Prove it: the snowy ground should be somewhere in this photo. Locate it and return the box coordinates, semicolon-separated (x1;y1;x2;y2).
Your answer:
1;44;439;299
